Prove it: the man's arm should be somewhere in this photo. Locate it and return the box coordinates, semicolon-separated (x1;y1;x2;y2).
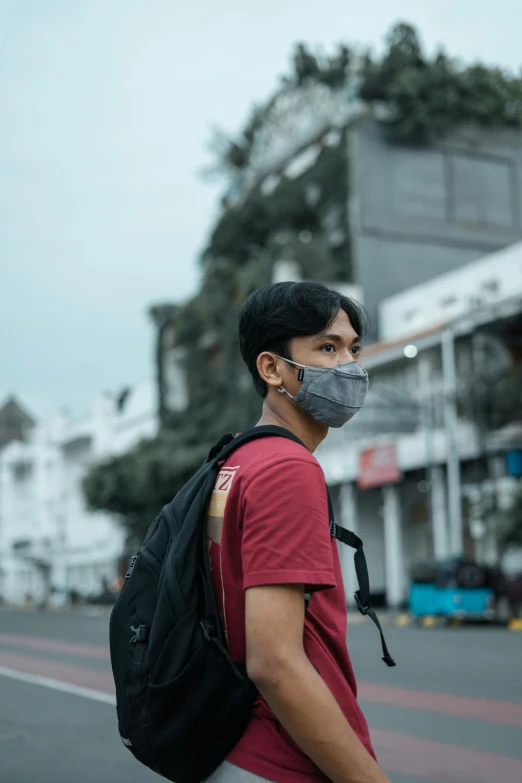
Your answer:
245;584;391;783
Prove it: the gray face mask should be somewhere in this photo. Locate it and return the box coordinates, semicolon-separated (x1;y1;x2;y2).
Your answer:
275;355;369;428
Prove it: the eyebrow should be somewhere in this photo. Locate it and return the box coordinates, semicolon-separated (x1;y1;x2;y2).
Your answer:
313;332;361;344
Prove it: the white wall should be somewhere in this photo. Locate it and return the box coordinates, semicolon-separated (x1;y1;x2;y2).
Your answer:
379;241;522;342
355;488;387;594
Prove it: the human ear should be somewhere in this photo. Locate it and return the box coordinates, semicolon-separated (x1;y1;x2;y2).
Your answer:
256;352;283;390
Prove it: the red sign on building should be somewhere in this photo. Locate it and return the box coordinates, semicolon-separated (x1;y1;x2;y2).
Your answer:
357;443;401;489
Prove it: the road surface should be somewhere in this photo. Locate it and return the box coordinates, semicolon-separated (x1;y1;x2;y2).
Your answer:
0;607;521;783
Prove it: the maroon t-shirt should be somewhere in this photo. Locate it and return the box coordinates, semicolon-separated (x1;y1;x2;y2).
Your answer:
206;435;375;783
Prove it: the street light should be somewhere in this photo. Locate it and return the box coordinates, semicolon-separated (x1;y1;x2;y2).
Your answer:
404;344;418;359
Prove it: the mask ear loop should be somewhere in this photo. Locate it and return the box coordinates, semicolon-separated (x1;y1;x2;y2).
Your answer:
274;355;304;396
274;354;306;376
278;385;296;399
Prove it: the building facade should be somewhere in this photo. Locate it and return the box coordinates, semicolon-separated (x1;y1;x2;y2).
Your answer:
225;77;522;340
316;243;522;607
351;122;522;338
0;381;158;606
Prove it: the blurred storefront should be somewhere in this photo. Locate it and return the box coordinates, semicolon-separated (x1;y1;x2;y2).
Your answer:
317;242;522;607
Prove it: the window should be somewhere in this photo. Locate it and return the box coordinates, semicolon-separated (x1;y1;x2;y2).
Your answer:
451;154;514;228
390;149;447;222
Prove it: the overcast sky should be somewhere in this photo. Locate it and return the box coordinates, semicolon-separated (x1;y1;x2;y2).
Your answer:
1;0;521;419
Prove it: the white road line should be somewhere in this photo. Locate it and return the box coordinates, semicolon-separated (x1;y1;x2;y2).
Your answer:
0;665;116;705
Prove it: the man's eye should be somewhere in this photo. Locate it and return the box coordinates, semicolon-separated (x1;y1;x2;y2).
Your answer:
351;345;361;356
321;344;335;353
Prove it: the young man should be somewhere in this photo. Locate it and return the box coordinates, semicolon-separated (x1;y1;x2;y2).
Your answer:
206;282;391;783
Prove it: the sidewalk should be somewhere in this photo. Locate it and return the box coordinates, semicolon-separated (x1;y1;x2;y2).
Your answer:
346;608;522;631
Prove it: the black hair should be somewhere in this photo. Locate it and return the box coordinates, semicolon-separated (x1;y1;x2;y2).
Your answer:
238;281;369;397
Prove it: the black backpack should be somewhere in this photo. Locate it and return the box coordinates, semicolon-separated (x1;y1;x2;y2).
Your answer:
109;425;394;783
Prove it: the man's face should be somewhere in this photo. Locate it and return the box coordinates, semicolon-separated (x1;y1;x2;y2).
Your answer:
279;309;362;397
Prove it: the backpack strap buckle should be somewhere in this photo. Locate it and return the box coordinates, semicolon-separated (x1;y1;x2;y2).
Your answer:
130;625;149;644
354;590;371;616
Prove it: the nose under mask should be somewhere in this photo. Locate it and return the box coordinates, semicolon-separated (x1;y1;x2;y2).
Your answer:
275;356;369;428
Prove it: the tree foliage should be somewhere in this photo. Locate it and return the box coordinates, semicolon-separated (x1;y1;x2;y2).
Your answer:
83;432;210;544
360;23;522;143
216;21;522;170
207;137;349;276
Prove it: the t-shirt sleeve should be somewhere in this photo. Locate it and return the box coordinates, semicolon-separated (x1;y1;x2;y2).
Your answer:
240;457;336;592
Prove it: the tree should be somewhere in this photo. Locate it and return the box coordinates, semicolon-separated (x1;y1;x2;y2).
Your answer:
293;43;320;85
318;45;351;88
83;432;209;545
359;21;522;143
385;51;460;141
383;22;425;75
360;22;425;105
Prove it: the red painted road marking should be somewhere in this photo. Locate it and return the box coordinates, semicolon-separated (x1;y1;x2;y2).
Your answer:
373;728;522;783
0;650;114;694
3;632;522;732
0;632;109;659
2;649;522;783
360;682;522;729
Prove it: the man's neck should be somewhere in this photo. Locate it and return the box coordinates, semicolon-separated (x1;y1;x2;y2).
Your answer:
257;399;328;453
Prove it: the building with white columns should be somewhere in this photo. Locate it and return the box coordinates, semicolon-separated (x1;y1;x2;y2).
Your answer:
0;381;158;606
317;241;522;607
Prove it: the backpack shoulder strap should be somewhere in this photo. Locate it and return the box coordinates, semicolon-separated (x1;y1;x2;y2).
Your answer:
207;433;235;460
210;425;306;464
327;491;396;668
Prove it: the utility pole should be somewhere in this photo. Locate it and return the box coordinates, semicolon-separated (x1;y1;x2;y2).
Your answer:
418;353;449;559
442;329;464;556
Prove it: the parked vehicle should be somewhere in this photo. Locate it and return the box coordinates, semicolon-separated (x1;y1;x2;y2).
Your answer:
409;558;497;623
